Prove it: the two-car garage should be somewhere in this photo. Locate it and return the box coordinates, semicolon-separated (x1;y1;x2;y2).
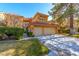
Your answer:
29;22;58;36
33;26;56;36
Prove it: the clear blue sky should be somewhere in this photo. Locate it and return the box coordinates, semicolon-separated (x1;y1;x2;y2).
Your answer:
0;3;52;20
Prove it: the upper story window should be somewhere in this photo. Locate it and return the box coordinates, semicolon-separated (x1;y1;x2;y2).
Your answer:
39;17;46;22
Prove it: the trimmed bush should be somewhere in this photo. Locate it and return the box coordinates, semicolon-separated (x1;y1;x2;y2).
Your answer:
0;27;25;40
23;28;34;37
27;32;34;37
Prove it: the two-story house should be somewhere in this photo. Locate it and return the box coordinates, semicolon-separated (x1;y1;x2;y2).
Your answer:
28;12;58;36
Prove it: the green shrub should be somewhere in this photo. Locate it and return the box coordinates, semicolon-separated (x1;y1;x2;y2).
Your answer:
23;28;34;37
27;32;34;37
62;29;70;33
58;27;70;34
78;28;79;32
72;34;79;38
14;39;49;56
41;44;49;55
26;39;48;56
0;27;25;40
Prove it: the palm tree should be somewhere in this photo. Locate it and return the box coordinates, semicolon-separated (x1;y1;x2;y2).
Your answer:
49;3;79;35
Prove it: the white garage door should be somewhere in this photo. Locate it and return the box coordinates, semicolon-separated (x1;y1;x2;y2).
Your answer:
33;27;43;36
44;28;54;35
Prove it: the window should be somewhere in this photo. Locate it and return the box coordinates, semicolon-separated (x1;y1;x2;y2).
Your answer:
39;17;46;22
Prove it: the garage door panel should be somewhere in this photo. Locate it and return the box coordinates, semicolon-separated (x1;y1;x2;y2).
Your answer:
44;28;54;35
33;27;42;36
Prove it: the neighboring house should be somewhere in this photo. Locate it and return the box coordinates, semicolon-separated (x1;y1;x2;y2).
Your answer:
0;13;31;28
0;13;24;27
0;12;59;36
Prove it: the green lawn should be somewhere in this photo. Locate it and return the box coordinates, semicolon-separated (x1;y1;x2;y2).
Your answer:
71;34;79;38
0;39;49;56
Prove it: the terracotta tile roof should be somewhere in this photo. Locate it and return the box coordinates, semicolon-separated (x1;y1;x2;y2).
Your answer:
29;22;58;27
23;18;32;22
36;12;48;16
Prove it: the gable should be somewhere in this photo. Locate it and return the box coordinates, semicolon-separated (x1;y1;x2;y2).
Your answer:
32;12;48;22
